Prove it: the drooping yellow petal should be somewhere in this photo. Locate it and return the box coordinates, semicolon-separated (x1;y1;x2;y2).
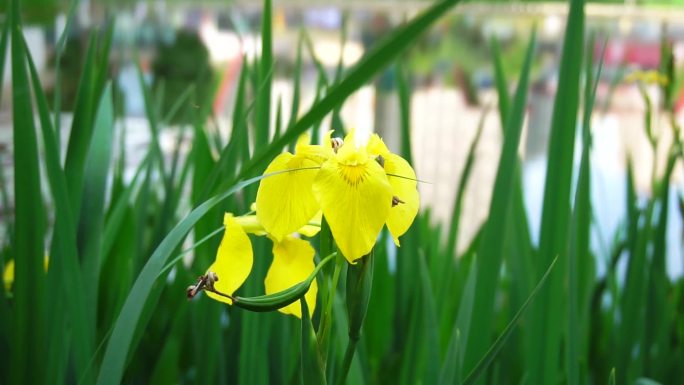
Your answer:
365;134;419;245
313;145;392;264
206;214;253;305
256;152;320;241
264;236;318;318
384;154;419;245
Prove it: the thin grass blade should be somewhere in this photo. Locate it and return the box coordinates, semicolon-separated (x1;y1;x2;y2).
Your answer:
461;257;558;385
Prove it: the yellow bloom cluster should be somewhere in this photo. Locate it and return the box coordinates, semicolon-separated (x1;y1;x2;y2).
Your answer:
256;129;419;264
205;213;319;318
202;129;419;318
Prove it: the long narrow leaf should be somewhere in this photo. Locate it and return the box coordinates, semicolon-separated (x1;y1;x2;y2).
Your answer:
25;34;94;384
10;2;46;383
461;257;558;385
463;29;536;377
96;172;283;385
527;0;585;383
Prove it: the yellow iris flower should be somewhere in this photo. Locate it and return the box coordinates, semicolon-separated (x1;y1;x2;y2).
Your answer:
624;70;669;86
256;129;419;264
205;212;319;318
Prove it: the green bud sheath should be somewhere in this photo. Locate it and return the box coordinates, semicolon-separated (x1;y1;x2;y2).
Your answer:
345;249;374;342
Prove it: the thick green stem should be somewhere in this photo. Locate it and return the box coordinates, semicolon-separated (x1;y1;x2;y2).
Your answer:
337;338;358;385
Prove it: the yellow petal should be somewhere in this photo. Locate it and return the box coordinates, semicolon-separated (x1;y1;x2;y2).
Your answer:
384;154;419;245
313;155;392;264
264;236;318;318
206;214;253;305
256;152;321;241
3;259;14;293
367;133;390;157
296;131;334;164
298;211;322;238
234;214;267;236
3;256;48;293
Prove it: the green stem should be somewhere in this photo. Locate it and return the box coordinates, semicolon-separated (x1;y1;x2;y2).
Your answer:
337;338;358;385
318;254;345;365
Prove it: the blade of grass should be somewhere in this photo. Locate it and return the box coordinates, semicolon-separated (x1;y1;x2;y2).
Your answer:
439;327;461;385
288;31;304;128
644;154;676;378
78;83;115;326
160;85;195;125
135;56;169;190
64;34;97;216
10;1;47;383
439;257;477;385
0;16;12;246
445;105;487;261
255;0;273;147
302;30;330;88
527;0;585;383
25;34;94;384
396;61;413;166
438;106;487;342
0;13;10;108
419;252;440;384
462;29;536;379
96;171;282;385
567;34;605;385
461;257;558;385
491;37;510;128
52;0;78;142
301;299;327;385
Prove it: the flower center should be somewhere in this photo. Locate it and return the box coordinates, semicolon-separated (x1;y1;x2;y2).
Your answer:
339;164;368;187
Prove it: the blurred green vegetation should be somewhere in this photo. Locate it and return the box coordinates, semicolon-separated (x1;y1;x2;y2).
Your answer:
1;0;684;385
152;29;214;124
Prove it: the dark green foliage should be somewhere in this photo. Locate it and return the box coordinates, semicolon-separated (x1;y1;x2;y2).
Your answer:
2;0;684;384
152;29;213;124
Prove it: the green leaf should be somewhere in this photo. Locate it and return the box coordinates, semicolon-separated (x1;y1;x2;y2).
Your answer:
255;0;273;147
491;37;510;128
101;155;150;259
52;0;79;139
396;61;413;165
445;106;486;262
79;83;115;324
462;28;536;378
526;0;585;383
288;32;304;128
567;33;604;385
461;257;558;385
0;13;10;108
96;173;284;385
440;257;477;385
10;1;46;383
301;299;327;385
25;33;94;384
135;57;169;190
64;34;97;216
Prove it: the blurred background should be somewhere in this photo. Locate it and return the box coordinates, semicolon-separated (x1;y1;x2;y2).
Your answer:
4;1;684;384
2;0;684;277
